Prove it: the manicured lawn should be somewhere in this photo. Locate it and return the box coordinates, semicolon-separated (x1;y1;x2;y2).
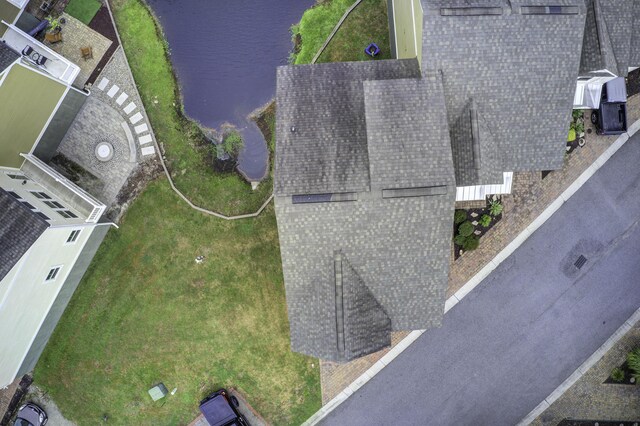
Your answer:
65;0;102;25
292;0;391;64
33;180;321;425
110;0;273;216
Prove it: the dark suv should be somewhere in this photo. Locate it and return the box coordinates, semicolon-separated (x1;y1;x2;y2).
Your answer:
591;76;628;135
13;403;48;426
199;389;249;426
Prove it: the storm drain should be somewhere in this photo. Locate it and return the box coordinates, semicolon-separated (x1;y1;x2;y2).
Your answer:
574;255;588;269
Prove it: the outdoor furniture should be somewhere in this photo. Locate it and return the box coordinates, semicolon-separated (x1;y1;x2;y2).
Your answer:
45;32;63;43
81;46;93;60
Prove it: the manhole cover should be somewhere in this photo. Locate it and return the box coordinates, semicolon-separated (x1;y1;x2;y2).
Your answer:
95;141;114;162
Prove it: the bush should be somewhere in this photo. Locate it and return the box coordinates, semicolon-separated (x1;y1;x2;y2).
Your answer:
453;234;467;246
462;236;480;251
221;131;244;158
627;348;640;380
454;210;467;225
610;367;625;382
458;221;474;237
489;200;503;217
479;214;491;227
567;128;576;142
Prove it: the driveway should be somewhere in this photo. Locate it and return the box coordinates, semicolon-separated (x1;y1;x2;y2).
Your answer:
320;133;640;426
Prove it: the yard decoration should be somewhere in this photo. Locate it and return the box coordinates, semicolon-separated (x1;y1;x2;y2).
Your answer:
365;43;380;57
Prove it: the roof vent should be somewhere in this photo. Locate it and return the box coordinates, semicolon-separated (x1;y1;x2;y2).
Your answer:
440;7;503;16
520;5;579;15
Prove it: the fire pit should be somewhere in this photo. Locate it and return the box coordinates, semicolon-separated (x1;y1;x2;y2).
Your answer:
95;141;114;162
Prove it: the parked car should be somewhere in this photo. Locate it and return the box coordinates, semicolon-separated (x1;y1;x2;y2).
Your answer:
199;389;249;426
13;402;48;426
591;76;628;135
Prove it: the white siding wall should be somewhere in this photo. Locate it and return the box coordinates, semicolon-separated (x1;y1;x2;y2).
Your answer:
0;224;99;387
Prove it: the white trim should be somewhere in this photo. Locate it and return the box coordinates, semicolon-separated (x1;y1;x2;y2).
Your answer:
392;0;398;58
517;308;640;425
302;120;640;426
410;0;418;57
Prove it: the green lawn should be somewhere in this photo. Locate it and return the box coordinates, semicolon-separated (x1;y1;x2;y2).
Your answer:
110;0;273;216
292;0;391;64
34;180;321;425
65;0;101;25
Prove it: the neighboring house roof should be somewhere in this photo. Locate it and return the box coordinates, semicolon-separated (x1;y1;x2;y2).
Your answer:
0;41;19;73
580;0;636;77
0;188;49;282
421;0;586;185
275;65;455;361
630;2;640;68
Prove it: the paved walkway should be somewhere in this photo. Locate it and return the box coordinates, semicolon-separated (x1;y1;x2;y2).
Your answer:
319;132;640;425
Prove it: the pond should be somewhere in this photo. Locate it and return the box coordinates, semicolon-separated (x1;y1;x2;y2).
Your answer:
146;0;315;181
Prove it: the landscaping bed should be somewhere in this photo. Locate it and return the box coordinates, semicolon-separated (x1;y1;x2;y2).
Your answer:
109;0;273;216
34;180;321;425
453;198;503;259
65;0;102;25
292;0;392;64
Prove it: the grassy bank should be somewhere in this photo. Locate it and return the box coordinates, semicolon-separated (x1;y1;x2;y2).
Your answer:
34;180;321;425
109;0;272;216
292;0;391;64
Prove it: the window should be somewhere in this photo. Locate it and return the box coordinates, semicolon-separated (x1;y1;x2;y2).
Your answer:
57;210;78;219
44;200;64;209
7;191;21;199
20;201;35;210
6;172;28;181
520;5;579;15
30;191;52;200
36;212;50;221
66;229;81;243
45;266;62;282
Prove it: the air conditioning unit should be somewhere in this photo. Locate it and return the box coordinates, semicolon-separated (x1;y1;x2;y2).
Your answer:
40;2;50;11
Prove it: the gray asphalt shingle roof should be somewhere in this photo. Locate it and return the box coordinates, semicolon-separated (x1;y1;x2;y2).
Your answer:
0;188;49;281
580;0;636;77
421;0;587;183
0;42;19;74
275;65;455;361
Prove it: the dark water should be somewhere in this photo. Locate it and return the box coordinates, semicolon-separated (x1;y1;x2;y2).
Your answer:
146;0;314;181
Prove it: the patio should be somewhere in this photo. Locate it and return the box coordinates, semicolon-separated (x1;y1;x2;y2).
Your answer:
44;12;111;88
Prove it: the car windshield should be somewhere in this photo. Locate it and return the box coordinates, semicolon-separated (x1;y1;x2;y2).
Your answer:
14;419;34;426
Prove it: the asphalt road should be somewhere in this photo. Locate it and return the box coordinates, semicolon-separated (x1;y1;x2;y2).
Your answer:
321;133;640;426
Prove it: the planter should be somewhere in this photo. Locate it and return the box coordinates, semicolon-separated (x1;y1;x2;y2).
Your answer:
603;361;637;385
453;198;503;260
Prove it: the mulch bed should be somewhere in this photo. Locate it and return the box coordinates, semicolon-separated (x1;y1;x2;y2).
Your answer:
603;361;638;385
453;199;503;260
0;375;33;425
86;5;120;86
558;421;639;426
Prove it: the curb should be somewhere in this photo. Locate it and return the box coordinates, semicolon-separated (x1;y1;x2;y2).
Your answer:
302;119;640;426
516;307;640;425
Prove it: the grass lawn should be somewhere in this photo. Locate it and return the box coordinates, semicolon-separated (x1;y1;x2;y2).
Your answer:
33;179;321;425
65;0;102;25
109;0;273;216
292;0;391;64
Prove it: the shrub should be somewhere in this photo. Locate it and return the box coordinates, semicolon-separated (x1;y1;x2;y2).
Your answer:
489;200;503;217
627;348;640;380
462;236;480;251
458;221;474;237
453;234;467;246
567;128;576;142
221;131;244;158
479;214;491;227
610;367;625;382
454;210;467;225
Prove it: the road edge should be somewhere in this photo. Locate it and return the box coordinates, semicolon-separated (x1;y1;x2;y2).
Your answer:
302;120;640;426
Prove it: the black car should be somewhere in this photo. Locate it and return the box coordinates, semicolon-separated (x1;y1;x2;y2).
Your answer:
13;403;48;426
199;389;249;426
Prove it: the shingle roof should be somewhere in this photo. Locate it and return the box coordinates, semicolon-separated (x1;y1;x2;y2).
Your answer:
275;66;455;361
421;0;586;183
0;188;49;281
0;42;19;74
580;0;635;77
275;59;421;196
630;2;640;68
